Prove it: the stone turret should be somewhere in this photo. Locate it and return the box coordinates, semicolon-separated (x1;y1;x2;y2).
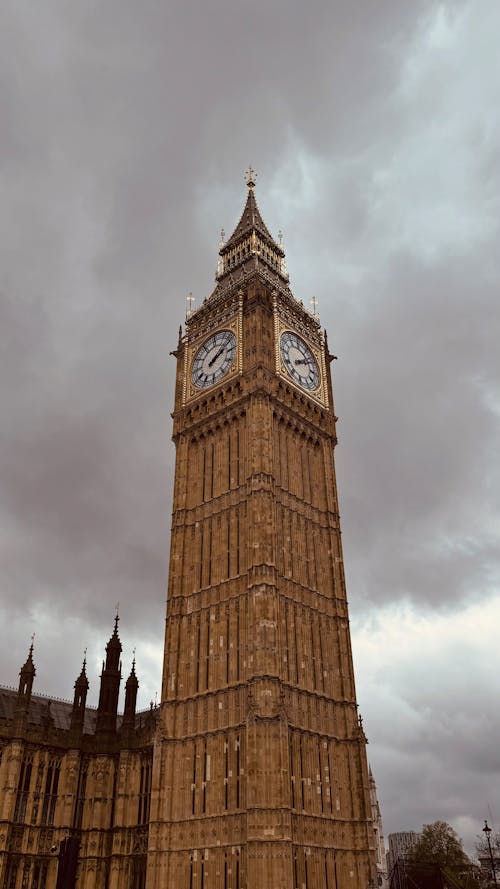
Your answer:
17;641;35;700
95;615;122;737
70;655;89;733
122;658;139;731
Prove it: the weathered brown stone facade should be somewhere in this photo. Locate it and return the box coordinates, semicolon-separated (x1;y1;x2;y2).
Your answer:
0;178;376;888
148;177;376;888
0;625;157;889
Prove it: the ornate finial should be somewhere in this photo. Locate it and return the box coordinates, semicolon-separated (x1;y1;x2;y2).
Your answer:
310;295;319;318
219;228;226;247
186;291;195;319
244;166;257;189
77;649;88;683
278;229;283;247
30;632;35;654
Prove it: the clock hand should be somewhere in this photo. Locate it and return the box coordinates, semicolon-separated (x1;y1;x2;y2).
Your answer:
295;358;308;365
208;347;224;368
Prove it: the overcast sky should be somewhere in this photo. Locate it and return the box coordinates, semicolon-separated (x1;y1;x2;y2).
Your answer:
1;0;499;857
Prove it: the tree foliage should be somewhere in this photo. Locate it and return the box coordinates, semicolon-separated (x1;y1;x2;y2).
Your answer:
410;821;471;869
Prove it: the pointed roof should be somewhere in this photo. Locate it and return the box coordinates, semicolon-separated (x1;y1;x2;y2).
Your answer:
126;657;139;689
20;642;36;677
106;613;122;653
221;174;284;257
75;655;89;690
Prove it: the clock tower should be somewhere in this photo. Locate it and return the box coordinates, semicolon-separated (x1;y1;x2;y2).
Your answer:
147;172;376;888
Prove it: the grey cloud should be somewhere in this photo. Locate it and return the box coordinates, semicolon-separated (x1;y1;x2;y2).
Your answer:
1;0;499;861
336;251;500;609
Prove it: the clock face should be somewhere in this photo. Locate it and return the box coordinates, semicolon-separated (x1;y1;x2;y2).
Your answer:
191;330;237;389
280;331;320;391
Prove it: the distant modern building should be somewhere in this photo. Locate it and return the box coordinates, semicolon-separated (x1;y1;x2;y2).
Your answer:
369;767;388;888
387;831;419;875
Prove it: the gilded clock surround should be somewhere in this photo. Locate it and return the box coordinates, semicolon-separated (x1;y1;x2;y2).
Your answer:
273;306;328;407
191;329;237;389
183;309;242;404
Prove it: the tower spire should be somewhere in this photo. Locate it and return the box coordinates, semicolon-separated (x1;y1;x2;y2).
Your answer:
123;652;139;731
95;615;122;737
15;638;36;728
71;652;89;733
215;171;287;283
17;638;36;699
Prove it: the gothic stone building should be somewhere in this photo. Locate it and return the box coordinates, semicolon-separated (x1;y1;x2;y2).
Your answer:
0;176;377;889
0;621;157;889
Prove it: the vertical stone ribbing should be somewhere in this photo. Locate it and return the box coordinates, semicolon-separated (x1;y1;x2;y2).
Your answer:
148;216;375;887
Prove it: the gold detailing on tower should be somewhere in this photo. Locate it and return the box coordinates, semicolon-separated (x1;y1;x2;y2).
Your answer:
244;165;257;188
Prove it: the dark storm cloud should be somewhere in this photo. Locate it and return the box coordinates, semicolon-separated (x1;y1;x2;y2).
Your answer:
1;0;499;857
354;594;500;850
0;0;434;654
338;251;500;608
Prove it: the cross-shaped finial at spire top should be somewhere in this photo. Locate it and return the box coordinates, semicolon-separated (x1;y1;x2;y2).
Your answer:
245;166;257;188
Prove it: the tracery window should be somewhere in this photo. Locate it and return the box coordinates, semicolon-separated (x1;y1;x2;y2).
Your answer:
73;758;88;830
14;753;33;823
138;753;152;825
130;855;146;889
3;855;19;889
40;756;60;825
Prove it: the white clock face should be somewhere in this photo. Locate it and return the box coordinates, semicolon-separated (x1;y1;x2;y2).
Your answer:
280;331;320;391
192;330;237;389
